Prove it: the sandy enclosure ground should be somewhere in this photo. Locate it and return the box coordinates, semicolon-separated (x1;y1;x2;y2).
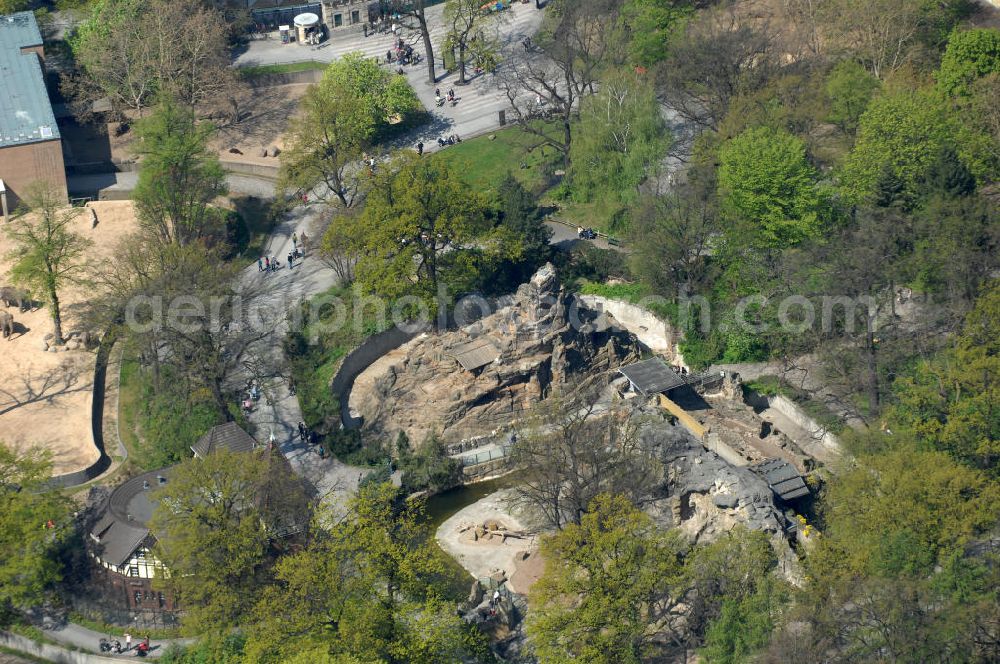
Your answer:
437;489;545;595
0;201;139;474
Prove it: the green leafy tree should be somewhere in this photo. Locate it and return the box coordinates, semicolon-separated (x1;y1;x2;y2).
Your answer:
937;28;1000;98
620;0;691;67
701;579;784;664
793;442;1000;662
825;59;880;134
354;153;491;308
6;182;93;344
279;86;370;209
278;55;417;208
569;71;670;206
683;528;780;640
0;0;30;13
320;52;420;131
717;126;826;248
888;279;1000;472
527;494;686;663
243;482;487;664
132;97;227;246
840;90;955;204
150;448;309;632
487;173;552;289
0;444;72;620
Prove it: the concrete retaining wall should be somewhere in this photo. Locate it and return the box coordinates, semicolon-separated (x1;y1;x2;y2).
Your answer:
577;295;676;354
767;394;843;457
0;631;124;664
218;159;280;180
46;331;116;489
330;324;428;429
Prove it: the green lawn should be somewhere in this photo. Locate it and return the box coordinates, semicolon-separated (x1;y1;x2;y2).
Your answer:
239;60;328;77
433;126;561;195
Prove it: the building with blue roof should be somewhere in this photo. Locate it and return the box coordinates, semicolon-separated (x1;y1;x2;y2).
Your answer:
0;11;66;216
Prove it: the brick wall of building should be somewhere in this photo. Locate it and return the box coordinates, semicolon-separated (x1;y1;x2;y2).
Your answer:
0;138;67;213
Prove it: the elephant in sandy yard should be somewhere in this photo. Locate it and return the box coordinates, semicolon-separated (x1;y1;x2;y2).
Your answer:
0;286;30;311
0;311;13;339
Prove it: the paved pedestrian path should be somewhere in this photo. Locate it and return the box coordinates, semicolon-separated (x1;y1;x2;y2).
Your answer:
40;619;194;658
235;205;374;506
236;2;546;143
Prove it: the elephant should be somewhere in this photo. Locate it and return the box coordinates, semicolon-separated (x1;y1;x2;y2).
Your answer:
0;286;30;311
0;311;13;339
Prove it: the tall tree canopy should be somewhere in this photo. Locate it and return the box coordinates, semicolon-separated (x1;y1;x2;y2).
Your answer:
527;494;686;664
278;54;419;207
131;98;228;246
7;183;93;344
569;71;670;206
68;0;237;118
937;28;1000;98
0;444;73;619
353;154;491;309
243;483;487;663
717;126;827;249
150;448;310;633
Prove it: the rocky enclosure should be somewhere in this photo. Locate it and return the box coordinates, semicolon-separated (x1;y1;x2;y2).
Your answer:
351;264;643;445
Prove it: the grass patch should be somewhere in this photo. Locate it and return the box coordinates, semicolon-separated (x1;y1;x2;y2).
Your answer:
118;350;226;470
578;280;649;303
549;197;628;234
117;353;144;464
434;126;560;195
238;61;328;77
285;285;392;466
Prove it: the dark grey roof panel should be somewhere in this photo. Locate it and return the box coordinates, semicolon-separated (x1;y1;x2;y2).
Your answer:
192;422;257;458
618;357;685;396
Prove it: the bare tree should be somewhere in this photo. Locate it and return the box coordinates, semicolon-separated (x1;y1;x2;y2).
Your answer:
657;0;776;131
510;382;662;530
68;0;241;120
6;183;93;345
496;0;620;168
443;0;506;84
820;0;923;80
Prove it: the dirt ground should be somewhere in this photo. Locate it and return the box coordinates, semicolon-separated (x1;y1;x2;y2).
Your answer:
0;201;139;475
436;489;545;596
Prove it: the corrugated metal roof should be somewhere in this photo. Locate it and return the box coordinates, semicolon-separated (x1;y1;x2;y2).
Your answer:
619;357;686;396
0;12;59;147
751;458;810;501
450;339;500;372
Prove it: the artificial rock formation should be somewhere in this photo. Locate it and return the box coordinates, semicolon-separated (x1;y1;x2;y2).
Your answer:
352;264;642;445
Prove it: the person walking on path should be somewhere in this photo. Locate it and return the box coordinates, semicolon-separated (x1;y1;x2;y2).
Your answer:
292;232;298;251
417;141;423;156
264;256;270;272
287;251;294;270
300;232;308;257
124;632;132;651
258;257;264;272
